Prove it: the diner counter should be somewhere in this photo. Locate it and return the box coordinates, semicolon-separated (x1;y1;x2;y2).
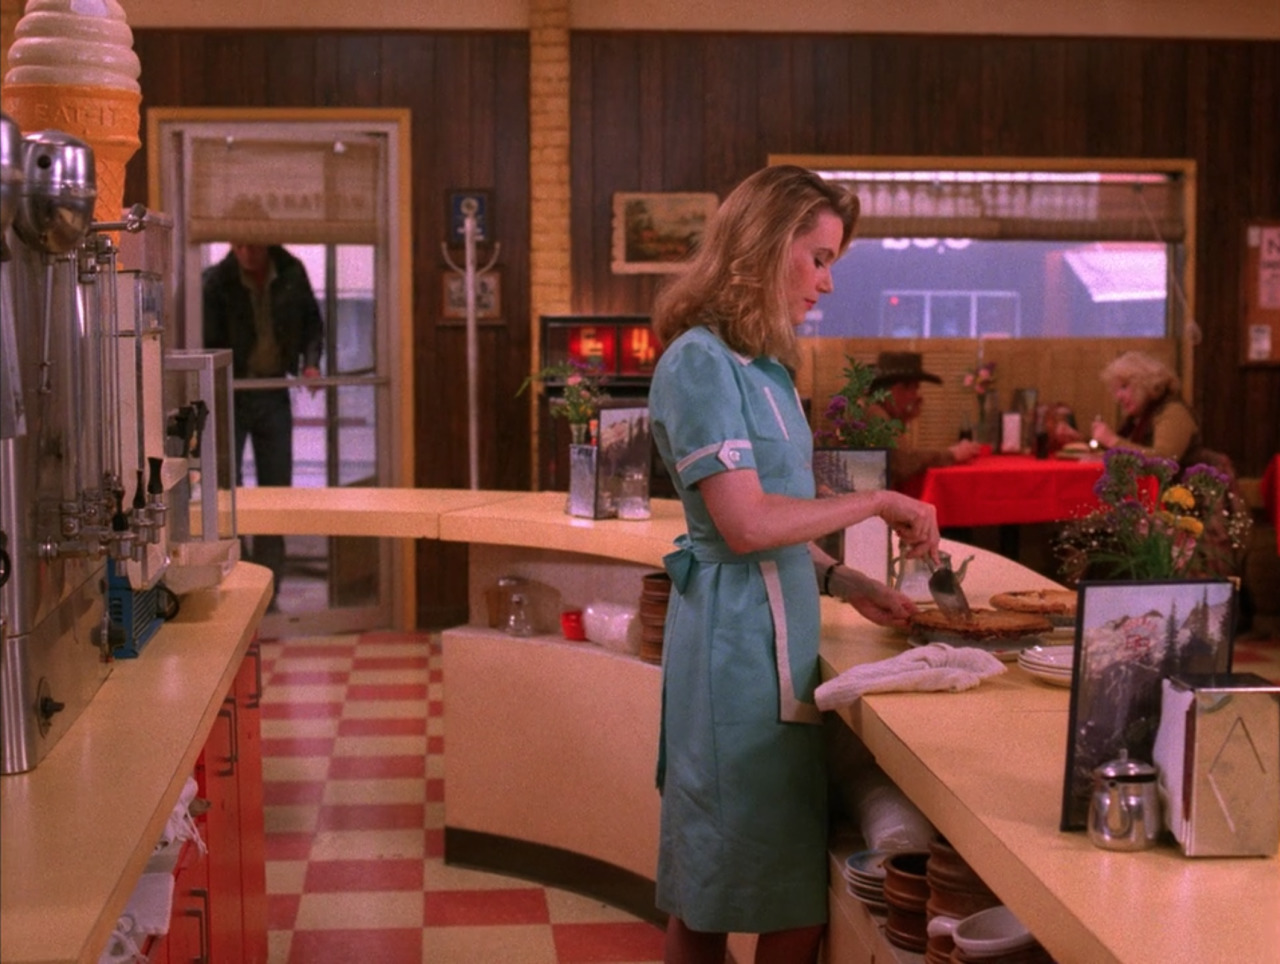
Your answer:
14;489;1274;964
0;563;272;964
818;561;1279;964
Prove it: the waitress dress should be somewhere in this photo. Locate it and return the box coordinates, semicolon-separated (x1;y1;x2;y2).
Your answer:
649;325;827;934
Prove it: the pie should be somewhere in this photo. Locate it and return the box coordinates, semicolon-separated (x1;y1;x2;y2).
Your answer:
910;607;1053;642
989;589;1078;626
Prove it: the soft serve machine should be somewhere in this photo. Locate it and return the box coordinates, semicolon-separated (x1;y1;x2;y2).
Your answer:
0;112;189;774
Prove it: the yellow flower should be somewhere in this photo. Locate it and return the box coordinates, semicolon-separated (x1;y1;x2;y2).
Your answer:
1161;485;1195;511
1177;516;1204;537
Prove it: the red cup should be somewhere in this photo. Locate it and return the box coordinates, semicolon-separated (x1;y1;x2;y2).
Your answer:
560;608;586;641
978;443;993;457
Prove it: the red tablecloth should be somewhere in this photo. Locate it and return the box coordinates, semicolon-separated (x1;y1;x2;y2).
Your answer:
910;454;1104;528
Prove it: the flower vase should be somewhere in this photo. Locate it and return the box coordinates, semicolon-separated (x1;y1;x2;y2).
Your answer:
569;422;589;445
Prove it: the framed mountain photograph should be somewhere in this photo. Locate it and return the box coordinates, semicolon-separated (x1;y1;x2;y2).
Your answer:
1059;578;1236;831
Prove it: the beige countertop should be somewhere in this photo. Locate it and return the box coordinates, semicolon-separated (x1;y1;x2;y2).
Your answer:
8;488;1274;964
0;563;272;964
818;545;1279;964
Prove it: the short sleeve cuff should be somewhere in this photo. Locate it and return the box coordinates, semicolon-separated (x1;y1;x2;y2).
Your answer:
675;438;756;487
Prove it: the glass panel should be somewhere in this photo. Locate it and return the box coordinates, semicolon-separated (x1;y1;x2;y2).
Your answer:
334;384;377;486
809;238;1169;339
334;245;376;375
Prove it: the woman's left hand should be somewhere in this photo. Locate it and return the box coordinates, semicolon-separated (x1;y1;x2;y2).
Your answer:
829;566;917;629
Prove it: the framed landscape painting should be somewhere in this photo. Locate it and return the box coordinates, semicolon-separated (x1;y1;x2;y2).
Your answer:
1059;578;1235;831
611;192;718;274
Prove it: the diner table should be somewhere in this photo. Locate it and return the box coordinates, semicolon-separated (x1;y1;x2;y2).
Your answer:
907;453;1104;528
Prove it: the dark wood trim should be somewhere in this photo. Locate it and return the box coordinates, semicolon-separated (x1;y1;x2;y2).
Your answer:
444;827;664;926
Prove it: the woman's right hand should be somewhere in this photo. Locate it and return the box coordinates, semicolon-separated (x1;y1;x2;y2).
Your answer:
876;491;940;559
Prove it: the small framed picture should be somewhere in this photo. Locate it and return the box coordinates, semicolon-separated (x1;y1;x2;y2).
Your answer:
442;270;501;321
611;192;718;274
1059;578;1236;831
446;189;491;244
812;448;892;586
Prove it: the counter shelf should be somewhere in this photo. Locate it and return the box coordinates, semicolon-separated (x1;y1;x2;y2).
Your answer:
0;563;272;964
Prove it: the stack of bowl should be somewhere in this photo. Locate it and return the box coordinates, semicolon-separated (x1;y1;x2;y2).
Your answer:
925;837;1001;962
638;571;671;663
882;850;931;952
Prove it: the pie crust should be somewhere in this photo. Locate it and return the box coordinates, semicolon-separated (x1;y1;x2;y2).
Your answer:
910;608;1053;641
989;589;1077;626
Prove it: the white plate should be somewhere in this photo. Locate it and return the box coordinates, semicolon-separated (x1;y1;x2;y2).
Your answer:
1018;645;1074;671
1021;665;1073;687
845;849;888;880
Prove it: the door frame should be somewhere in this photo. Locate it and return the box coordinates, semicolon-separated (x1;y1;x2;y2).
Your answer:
146;107;418;629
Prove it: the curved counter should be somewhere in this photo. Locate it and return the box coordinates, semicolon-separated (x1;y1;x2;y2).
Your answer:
426;490;1278;964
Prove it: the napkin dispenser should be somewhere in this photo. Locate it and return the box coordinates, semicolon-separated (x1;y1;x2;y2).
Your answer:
1152;673;1280;857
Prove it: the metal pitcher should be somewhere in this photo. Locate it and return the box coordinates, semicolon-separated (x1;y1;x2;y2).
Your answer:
1087;750;1161;851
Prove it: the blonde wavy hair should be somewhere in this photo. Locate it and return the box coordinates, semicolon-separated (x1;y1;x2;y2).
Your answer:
1101;350;1181;402
652;165;860;370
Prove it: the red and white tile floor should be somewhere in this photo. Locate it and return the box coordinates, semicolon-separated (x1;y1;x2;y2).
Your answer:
258;631;666;964
258;628;1280;964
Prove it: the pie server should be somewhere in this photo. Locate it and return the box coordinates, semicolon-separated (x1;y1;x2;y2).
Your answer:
927;552;973;619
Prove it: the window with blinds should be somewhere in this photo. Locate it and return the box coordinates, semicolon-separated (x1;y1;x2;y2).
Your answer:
771;156;1195;341
811;168;1185;243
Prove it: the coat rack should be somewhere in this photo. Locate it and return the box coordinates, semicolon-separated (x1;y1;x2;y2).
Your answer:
442;204;500;489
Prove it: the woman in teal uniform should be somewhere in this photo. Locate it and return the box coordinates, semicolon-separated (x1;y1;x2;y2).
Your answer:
649;166;941;964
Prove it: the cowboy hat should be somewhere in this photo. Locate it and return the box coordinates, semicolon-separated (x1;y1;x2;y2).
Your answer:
870;351;942;388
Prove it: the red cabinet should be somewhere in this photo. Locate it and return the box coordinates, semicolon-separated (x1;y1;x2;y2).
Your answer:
145;643;266;963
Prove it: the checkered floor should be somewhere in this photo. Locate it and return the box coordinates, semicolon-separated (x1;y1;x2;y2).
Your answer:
258;631;666;964
258;628;1280;964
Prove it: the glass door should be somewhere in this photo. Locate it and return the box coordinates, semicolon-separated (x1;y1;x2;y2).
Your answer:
151;111;413;635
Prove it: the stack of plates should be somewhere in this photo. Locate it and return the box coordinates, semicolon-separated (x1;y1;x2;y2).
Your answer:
843;849;889;913
1017;645;1074;687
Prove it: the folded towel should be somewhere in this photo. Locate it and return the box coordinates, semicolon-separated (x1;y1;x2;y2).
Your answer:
815;642;1006;710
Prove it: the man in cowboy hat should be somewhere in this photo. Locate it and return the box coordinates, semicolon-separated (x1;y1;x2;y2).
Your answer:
869;351;982;490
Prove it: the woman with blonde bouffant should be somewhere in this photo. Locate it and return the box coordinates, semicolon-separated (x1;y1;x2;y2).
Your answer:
1063;350;1200;464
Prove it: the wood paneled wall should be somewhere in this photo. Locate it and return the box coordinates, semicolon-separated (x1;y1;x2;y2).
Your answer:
571;32;1280;477
124;28;1278;625
127;29;532;626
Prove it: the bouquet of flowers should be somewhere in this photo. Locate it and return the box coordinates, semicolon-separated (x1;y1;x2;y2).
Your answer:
813;356;904;450
518;358;609;425
962;361;997;398
1054;448;1252;583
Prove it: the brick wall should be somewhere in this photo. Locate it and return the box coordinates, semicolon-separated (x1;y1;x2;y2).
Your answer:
528;0;570;370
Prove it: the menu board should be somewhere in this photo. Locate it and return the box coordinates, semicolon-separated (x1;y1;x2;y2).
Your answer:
1243;221;1280;366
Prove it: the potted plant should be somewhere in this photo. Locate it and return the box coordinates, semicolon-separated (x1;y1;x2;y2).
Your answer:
518;358;610;444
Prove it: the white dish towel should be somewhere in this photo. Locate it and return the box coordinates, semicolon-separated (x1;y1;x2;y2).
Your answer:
815;642;1006;710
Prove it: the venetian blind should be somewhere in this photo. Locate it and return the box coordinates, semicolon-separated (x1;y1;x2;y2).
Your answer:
815;170;1185;243
186;136;383;245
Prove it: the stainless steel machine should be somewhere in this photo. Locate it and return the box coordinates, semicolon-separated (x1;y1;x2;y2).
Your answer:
0;116;178;774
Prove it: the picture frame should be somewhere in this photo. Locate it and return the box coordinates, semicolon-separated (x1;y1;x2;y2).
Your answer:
567;406;653;520
1059;578;1236;831
446;189;492;244
442;270;501;322
611;192;718;274
812;448;892;586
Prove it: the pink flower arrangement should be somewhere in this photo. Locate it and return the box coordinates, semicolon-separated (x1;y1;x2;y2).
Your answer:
962;361;997;397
